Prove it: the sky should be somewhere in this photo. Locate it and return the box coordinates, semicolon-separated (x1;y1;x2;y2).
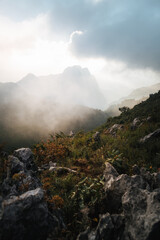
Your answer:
0;0;160;103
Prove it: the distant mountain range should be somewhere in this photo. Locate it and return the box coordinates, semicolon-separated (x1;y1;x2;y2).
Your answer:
1;65;160;150
17;65;105;109
106;82;160;116
127;83;160;99
0;66;108;150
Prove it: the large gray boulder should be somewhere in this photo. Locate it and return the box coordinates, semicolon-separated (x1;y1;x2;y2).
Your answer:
140;128;160;143
122;187;160;240
0;148;64;240
0;188;50;240
13;148;37;171
13;148;33;163
77;163;160;240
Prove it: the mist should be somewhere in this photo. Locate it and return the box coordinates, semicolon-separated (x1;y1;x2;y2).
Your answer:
0;66;108;150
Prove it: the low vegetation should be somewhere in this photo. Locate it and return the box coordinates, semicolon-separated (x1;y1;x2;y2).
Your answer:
0;91;160;239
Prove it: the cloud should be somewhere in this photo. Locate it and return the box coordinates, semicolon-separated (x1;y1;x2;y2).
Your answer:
0;13;57;82
0;14;51;52
1;0;160;70
0;11;107;83
48;0;160;71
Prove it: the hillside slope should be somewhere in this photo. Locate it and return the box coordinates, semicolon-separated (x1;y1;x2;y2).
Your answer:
0;91;160;240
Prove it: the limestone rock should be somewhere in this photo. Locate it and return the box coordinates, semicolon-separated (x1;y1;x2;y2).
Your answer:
0;188;50;240
108;124;124;135
0;148;64;240
13;148;37;171
140;128;160;143
77;163;160;240
9;155;24;176
104;162;119;190
93;132;100;142
131;117;141;130
13;148;33;163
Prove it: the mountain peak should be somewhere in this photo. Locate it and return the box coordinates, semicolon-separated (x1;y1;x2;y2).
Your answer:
18;73;38;85
63;65;90;77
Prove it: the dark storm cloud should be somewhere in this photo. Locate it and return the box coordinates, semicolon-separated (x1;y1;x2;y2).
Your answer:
50;0;160;70
1;0;160;70
73;1;160;70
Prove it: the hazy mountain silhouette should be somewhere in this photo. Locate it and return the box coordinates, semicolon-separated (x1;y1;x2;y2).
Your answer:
17;66;106;109
106;82;160;116
0;66;108;150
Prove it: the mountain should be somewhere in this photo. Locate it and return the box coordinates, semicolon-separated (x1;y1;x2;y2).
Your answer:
0;82;27;103
106;82;160;116
0;66;108;150
17;66;106;109
127;82;160;99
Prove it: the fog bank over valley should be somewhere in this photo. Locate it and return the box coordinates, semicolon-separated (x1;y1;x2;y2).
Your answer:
0;66;108;150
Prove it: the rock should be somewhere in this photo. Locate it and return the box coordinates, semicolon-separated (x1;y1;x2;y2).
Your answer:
1;178;18;198
78;163;160;240
0;188;50;240
49;166;77;174
49;161;57;168
9;155;24;176
131;117;140;130
77;214;124;240
2;169;41;198
95;213;124;240
13;148;33;163
103;162;119;190
93;132;100;142
0;148;64;240
146;116;151;122
105;173;148;214
122;187;160;240
139;128;160;143
95;213;114;240
77;227;90;240
13;148;37;171
108;124;124;135
69;130;75;137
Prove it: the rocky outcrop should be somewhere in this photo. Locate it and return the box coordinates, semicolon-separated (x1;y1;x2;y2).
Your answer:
93;132;101;142
106;124;124;136
77;163;160;240
140;128;160;143
0;148;64;240
130;117;141;130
